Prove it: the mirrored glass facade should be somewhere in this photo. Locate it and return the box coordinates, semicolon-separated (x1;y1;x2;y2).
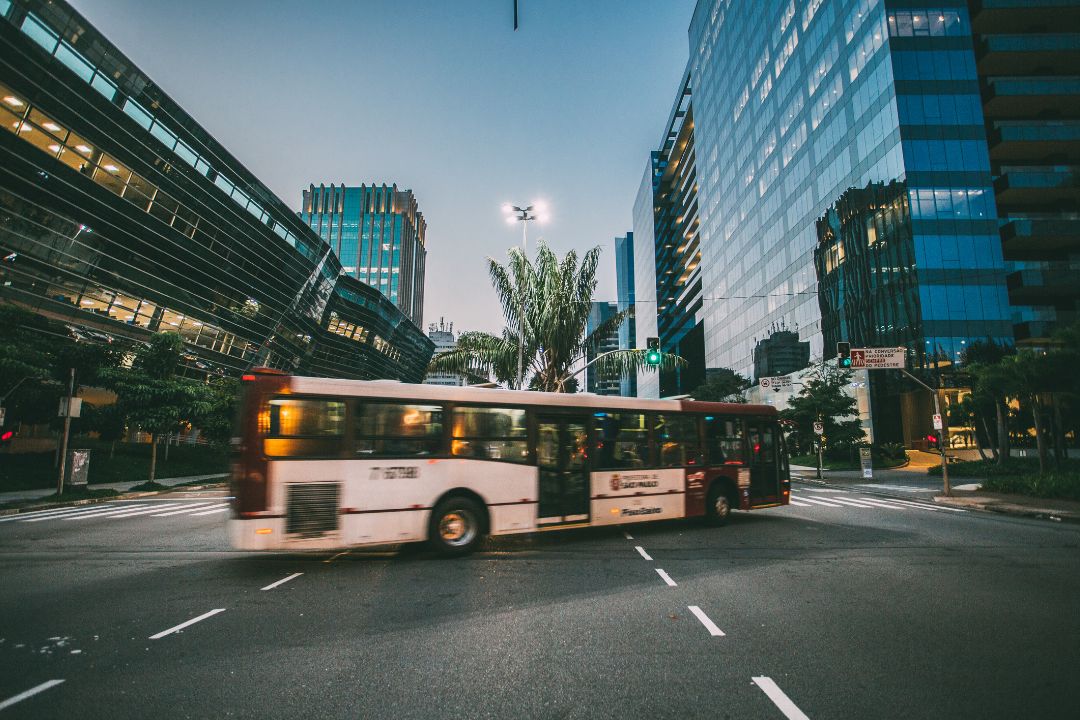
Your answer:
614;231;637;397
0;0;433;381
301;183;426;327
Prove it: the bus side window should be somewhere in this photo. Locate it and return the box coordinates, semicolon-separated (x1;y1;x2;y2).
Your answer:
593;413;648;469
451;406;529;463
655;414;701;467
265;397;346;458
354;402;443;457
706;417;745;465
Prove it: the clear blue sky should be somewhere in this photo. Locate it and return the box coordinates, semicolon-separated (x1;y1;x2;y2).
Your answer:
69;0;697;334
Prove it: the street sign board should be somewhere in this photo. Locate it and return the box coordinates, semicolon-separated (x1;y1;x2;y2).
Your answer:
932;413;943;430
58;397;82;418
813;421;824;435
67;449;89;486
848;347;906;370
859;447;873;479
0;406;5;426
759;375;793;390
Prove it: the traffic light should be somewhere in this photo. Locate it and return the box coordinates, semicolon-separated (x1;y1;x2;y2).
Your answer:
645;337;661;366
837;341;852;368
0;430;13;447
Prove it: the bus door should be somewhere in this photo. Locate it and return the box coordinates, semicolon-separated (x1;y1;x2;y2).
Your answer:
746;420;780;502
536;414;591;525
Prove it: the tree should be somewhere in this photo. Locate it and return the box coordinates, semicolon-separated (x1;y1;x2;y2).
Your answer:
963;338;1015;465
690;369;752;402
780;363;865;459
429;241;685;391
104;333;211;482
192;377;240;448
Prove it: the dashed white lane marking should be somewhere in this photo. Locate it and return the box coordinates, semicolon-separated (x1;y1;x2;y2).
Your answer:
635;546;653;561
687;605;725;636
788;499;812;507
0;679;65;712
752;676;810;720
656;569;677;587
623;531;634;540
261;573;304;591
149;608;226;640
188;504;231;516
150;502;219;516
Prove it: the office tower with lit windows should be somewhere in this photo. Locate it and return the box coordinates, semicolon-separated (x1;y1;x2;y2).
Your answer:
0;0;432;382
614;231;637;397
302;183;427;328
633;67;705;399
681;0;1061;444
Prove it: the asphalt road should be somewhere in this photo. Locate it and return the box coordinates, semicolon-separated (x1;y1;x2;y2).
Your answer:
1;485;1078;719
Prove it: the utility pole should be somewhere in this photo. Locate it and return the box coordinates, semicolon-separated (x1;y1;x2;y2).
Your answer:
56;367;74;496
900;368;950;497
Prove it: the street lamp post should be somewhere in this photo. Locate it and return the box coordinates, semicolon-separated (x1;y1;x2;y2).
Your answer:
502;201;549;389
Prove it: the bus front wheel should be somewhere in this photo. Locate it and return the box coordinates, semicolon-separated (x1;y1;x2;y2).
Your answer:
429;496;484;556
705;483;733;527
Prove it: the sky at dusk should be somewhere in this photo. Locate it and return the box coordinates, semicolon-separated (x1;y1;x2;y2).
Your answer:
68;0;698;335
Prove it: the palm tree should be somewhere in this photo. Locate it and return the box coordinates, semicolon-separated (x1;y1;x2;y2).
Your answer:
429;241;684;392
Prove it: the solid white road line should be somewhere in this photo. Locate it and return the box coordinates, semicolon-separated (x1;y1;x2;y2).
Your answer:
635;546;653;561
261;572;304;591
189;504;230;516
752;676;811;720
687;605;725;636
655;569;677;587
623;531;634;540
149;608;226;640
792;496;844;508
787;499;812;507
150;502;219;517
0;679;65;712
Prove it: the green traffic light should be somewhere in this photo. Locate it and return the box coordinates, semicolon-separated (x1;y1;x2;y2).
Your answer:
839;357;852;368
646;350;661;366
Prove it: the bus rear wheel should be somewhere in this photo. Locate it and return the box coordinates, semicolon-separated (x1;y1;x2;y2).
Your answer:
429;496;484;556
705;483;733;527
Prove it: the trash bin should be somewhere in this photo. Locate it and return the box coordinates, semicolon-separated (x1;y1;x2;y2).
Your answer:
67;449;90;486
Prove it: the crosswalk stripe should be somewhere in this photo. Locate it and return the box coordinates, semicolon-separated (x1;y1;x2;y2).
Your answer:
189;504;230;516
865;496;965;513
793;496;844;508
787;499;812;507
25;504;149;522
101;504;193;519
149;502;220;517
825;497;878;508
64;503;183;520
5;502;141;523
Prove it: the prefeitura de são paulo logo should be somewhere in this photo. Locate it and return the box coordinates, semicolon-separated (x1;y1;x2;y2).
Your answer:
610;474;621;491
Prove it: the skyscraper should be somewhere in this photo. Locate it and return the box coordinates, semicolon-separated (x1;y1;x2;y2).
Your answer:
302;183;427;327
614;231;637;397
633;68;706;399
675;0;1073;444
586;301;621;395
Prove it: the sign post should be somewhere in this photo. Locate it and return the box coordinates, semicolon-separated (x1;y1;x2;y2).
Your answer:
813;420;824;479
859;446;873;479
759;375;793;392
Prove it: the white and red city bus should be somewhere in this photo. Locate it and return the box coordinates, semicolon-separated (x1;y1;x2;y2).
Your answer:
230;369;790;555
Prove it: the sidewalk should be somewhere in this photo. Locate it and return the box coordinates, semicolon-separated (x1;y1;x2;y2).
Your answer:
933;490;1080;524
0;473;227;506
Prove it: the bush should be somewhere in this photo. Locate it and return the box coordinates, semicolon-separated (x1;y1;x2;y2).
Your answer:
928;457;1080;478
876;442;908;463
981;472;1080;501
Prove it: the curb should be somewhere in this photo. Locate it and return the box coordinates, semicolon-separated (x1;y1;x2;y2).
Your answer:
0;481;228;517
932;497;1080;525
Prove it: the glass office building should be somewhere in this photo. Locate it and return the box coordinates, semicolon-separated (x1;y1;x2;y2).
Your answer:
614;231;637;397
633;68;706;398
301;183;427;328
684;0;1039;443
0;0;433;382
585;301;621;395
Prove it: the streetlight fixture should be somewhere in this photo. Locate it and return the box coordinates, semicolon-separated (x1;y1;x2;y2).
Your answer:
502;201;549;389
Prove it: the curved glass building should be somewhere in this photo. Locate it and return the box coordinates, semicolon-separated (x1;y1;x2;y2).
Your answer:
0;0;433;381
